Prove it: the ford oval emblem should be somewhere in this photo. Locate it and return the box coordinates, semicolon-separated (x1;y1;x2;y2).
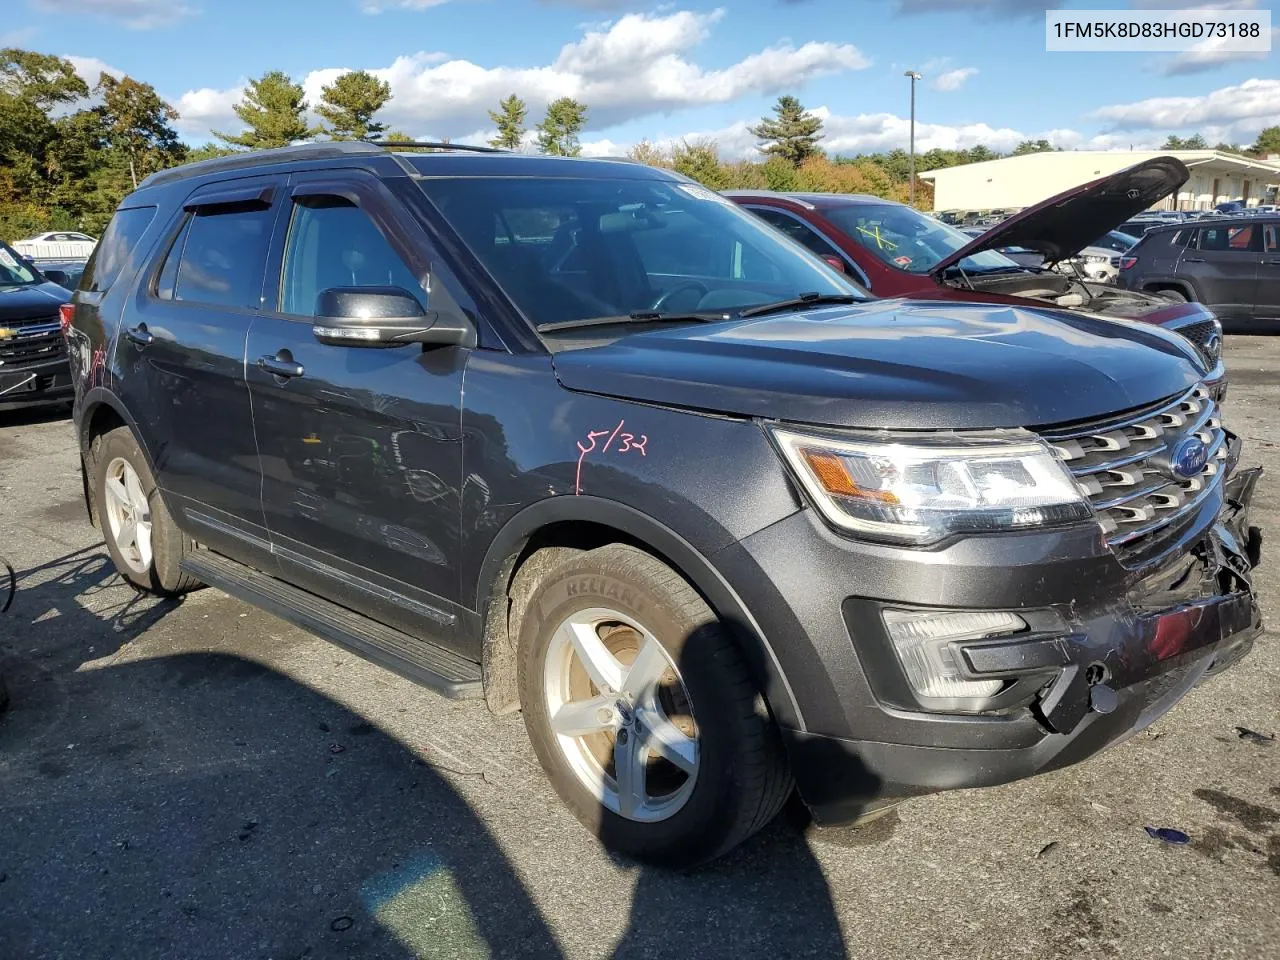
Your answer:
1171;437;1209;478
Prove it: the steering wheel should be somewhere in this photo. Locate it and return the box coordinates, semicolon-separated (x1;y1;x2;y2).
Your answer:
650;281;710;312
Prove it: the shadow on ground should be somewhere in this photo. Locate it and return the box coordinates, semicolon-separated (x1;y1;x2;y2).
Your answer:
0;549;848;959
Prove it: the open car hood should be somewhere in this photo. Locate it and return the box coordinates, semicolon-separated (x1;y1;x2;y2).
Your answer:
930;155;1189;275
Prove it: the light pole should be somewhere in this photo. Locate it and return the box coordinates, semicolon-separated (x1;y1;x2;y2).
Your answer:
904;70;921;207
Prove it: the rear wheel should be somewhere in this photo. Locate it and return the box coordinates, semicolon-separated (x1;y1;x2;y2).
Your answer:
517;544;791;866
93;427;200;595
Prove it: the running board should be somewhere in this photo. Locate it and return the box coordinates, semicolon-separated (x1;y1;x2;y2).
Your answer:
181;550;483;700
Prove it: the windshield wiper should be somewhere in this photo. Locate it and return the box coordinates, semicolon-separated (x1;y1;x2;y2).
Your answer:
537;310;731;333
738;292;861;319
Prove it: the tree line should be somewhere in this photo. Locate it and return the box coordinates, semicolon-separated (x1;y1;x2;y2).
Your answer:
3;45;1278;241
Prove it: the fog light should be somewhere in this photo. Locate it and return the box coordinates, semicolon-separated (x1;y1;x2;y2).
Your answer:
881;610;1026;700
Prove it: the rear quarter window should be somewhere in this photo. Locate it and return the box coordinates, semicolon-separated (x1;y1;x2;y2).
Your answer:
80;206;158;293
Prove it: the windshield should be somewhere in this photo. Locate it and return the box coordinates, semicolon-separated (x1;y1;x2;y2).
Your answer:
0;244;40;287
822;203;1022;275
415;176;866;328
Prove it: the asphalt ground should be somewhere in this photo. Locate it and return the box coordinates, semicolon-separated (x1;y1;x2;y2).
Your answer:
1;338;1277;960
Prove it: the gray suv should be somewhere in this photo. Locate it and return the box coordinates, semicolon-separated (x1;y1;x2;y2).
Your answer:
1118;217;1280;331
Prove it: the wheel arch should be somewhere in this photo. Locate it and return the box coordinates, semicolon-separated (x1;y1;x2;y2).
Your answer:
474;496;804;732
1142;278;1196;301
78;388;151;529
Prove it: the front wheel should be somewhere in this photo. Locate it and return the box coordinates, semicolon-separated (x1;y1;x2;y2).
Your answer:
518;544;791;866
1157;288;1189;303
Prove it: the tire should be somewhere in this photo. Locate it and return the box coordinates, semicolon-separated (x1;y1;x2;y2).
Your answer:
1156;288;1188;303
93;427;201;595
517;544;791;866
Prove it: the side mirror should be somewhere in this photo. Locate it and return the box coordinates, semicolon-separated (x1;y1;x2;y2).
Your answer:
821;255;847;274
311;286;475;348
43;269;71;287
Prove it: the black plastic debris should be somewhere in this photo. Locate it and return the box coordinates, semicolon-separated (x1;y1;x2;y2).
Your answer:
328;743;345;755
1235;726;1276;745
1144;826;1190;845
1037;841;1059;858
330;916;354;932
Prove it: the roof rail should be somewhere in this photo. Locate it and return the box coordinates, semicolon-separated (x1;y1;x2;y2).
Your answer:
137;139;514;191
370;140;509;154
139;141;385;189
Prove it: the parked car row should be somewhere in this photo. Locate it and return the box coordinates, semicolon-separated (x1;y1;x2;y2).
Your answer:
52;141;1261;866
11;231;97;260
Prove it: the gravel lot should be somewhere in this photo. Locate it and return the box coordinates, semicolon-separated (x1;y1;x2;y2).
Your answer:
1;338;1278;960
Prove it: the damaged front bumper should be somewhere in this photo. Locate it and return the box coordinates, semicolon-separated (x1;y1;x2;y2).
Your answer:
732;464;1264;826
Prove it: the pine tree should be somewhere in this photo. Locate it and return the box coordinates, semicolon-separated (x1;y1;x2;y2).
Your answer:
215;71;317;150
749;96;823;167
96;74;185;187
488;94;527;150
536;98;587;157
316;70;391;142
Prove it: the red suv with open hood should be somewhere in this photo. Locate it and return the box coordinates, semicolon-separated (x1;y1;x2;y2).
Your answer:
727;156;1225;394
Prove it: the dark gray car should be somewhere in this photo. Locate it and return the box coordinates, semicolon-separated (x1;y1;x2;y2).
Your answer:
1118;217;1280;330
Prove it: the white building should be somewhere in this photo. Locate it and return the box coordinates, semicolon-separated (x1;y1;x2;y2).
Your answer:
918;150;1280;213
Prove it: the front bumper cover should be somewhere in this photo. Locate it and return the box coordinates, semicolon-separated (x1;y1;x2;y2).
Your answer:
761;467;1264;825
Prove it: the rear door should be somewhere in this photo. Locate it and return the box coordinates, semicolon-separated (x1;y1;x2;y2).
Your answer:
1260;221;1280;321
245;169;469;649
116;175;282;566
1182;223;1262;324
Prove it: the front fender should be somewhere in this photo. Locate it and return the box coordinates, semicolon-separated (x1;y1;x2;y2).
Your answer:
473;494;806;731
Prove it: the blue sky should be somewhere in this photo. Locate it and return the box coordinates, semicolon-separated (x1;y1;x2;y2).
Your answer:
4;0;1276;157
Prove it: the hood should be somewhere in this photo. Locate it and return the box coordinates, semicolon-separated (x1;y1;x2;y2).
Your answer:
550;299;1200;431
930;156;1190;275
0;282;69;324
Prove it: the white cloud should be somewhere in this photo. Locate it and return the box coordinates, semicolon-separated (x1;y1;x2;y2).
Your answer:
65;55;126;86
1091;77;1280;144
29;0;194;29
932;67;977;92
1157;27;1278;75
179;10;870;141
173;84;244;136
360;0;450;11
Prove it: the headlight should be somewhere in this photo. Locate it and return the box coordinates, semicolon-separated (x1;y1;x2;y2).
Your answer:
771;427;1092;545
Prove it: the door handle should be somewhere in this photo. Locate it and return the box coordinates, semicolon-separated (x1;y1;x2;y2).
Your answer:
1183;258;1206;263
257;353;305;379
125;324;153;347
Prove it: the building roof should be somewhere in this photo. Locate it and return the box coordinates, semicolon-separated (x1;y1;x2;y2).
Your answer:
917;150;1280;184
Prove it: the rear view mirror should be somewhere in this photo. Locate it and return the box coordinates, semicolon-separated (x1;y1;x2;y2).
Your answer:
311;286;475;348
820;255;847;274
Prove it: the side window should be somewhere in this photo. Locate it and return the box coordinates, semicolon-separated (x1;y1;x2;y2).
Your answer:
168;204;274;308
279;198;425;317
154;217;192;301
1197;225;1257;252
1265;223;1278;253
752;208;842;260
80;206;157;293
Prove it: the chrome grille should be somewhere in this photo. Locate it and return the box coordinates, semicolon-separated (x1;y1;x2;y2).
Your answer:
1170;318;1222;366
0;317;64;368
1042;385;1228;556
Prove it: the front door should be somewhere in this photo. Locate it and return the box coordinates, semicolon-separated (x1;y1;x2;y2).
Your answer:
116;175;283;565
246;170;469;650
1183;223;1261;325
